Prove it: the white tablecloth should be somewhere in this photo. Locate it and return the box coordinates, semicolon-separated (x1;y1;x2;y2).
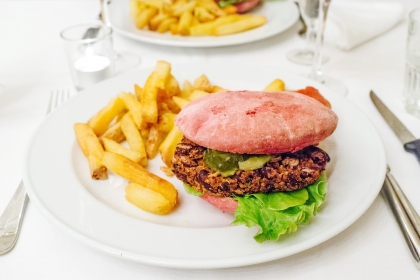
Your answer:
1;0;420;279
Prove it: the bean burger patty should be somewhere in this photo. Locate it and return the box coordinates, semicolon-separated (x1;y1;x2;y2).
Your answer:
172;137;330;197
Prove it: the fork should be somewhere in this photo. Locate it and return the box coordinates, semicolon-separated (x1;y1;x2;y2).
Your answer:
0;89;70;255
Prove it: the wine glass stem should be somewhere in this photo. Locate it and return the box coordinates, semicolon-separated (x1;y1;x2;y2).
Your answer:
305;23;317;53
311;0;329;83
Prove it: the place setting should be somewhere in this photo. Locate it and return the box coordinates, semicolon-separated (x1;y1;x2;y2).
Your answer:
1;0;420;278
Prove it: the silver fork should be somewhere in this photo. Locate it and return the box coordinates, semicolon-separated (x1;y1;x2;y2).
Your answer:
0;89;70;255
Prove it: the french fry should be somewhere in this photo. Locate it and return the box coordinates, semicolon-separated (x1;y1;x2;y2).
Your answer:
137;0;163;9
149;13;170;31
87;97;126;136
141;73;159;124
157;112;176;132
264;79;286;92
120;113;147;166
157;17;178;33
170;0;196;17
135;7;159;29
196;0;224;16
129;0;142;21
165;74;181;97
188;89;209;100
180;80;195;98
146;124;165;159
74;123;108;180
157;89;181;113
154;60;172;89
193;74;212;92
170;22;179;35
172;96;190;109
118;91;146;130
88;155;108;180
126;183;175;214
102;138;142;163
222;5;237;15
159;126;183;167
102;152;178;214
213;15;267;36
160;166;174;176
99;122;125;144
191;16;200;27
194;6;215;22
114;108;128;123
189;14;242;36
178;10;193;36
134;84;142;101
210;85;229;93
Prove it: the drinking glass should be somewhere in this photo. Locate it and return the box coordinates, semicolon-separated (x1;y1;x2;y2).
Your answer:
404;7;420;118
287;0;328;65
308;0;347;96
61;22;116;91
60;22;140;91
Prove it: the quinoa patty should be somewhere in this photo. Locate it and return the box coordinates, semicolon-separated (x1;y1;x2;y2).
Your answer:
172;137;330;197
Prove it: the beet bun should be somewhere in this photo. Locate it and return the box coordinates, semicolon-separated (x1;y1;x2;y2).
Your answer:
175;91;338;154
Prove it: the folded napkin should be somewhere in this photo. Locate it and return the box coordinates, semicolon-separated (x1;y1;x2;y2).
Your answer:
325;0;405;51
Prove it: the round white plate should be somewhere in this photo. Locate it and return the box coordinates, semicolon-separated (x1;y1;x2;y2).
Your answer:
24;62;386;269
107;0;299;47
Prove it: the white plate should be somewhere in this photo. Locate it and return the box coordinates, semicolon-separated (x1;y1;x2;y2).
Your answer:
107;0;299;47
24;62;386;269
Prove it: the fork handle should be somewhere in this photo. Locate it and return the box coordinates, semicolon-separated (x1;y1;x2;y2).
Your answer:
0;181;28;255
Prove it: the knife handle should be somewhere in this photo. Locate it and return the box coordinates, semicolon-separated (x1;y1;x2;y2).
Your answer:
404;139;420;164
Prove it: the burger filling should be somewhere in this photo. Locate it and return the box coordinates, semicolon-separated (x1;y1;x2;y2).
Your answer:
172;137;330;197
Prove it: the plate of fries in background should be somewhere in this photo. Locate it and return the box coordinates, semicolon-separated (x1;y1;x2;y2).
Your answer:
23;61;385;268
107;0;299;47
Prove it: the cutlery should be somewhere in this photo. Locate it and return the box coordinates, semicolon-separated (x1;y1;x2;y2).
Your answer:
0;89;70;255
382;166;420;269
370;90;420;164
370;90;420;268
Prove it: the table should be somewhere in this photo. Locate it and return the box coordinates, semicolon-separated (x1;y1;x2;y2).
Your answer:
1;0;420;279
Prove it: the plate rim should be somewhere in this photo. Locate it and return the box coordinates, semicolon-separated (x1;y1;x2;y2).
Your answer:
23;62;387;269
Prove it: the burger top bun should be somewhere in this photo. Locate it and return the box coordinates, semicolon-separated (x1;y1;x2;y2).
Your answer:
175;91;338;154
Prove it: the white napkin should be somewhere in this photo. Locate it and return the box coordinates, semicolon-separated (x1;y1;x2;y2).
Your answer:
325;0;405;51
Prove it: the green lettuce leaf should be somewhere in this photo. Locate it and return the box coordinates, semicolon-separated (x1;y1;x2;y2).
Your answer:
183;183;204;196
232;173;328;243
217;0;244;8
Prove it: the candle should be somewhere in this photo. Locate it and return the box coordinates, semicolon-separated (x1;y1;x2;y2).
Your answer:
73;55;113;90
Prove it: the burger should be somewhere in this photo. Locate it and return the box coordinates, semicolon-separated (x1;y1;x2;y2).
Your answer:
216;0;261;14
172;90;338;242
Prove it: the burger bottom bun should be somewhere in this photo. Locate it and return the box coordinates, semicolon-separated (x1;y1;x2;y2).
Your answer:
200;195;238;213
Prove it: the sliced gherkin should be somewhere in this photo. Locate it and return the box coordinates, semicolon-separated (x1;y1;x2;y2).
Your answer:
203;148;271;176
238;155;271;171
203;149;242;177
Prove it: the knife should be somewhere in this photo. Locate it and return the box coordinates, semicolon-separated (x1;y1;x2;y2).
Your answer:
370;91;420;164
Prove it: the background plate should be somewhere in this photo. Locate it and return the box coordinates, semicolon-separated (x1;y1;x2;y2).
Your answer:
23;62;386;269
108;0;299;47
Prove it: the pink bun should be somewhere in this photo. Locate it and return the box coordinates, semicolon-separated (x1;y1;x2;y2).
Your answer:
175;91;338;154
200;195;238;213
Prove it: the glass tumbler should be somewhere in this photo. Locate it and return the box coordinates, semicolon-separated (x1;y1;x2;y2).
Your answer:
61;22;116;91
404;8;420;118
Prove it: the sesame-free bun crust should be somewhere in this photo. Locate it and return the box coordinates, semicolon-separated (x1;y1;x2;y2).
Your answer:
175;91;338;154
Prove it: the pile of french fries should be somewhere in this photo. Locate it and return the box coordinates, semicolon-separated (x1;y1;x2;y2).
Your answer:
74;60;287;215
129;0;267;36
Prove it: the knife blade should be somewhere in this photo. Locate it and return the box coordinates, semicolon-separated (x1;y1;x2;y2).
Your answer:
370;91;420;164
